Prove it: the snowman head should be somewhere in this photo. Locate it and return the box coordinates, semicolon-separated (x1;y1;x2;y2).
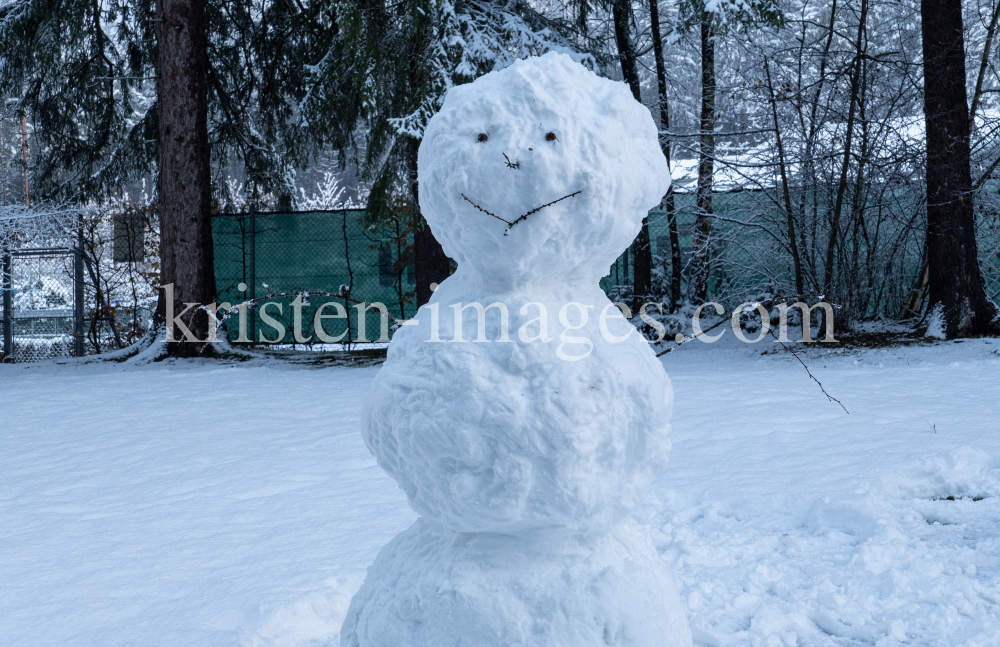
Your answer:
418;52;669;290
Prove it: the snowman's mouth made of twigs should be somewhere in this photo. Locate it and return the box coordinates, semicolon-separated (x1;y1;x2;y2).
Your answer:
461;191;582;236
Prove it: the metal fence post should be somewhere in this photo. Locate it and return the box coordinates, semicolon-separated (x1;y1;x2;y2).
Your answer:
74;223;85;357
248;205;256;344
2;250;12;359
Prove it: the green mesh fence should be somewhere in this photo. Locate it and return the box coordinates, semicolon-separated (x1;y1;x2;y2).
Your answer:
213;194;951;345
209;200;825;346
212;206;708;345
600;193;759;304
213;210;414;345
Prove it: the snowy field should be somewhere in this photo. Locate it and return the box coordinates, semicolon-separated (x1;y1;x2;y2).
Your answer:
2;339;999;647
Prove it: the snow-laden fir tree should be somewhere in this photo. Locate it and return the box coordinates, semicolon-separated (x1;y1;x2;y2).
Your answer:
0;0;336;206
1;0;590;309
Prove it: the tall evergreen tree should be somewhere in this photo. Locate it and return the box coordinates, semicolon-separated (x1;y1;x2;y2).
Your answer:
0;0;324;204
0;0;339;350
0;0;158;201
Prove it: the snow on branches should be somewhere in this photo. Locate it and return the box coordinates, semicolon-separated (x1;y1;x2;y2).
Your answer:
0;204;80;251
388;0;596;139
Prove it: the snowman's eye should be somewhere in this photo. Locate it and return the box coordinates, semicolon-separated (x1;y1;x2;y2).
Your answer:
545;132;557;141
477;133;488;142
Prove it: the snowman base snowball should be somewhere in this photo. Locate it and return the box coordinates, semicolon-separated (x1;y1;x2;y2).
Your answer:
341;518;690;647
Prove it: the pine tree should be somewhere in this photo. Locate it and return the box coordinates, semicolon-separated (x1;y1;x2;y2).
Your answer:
0;0;329;204
0;0;593;319
0;0;337;351
0;0;158;201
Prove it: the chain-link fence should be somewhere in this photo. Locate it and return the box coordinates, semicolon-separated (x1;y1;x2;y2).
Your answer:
604;192;823;306
2;205;160;363
5;195;993;359
974;186;1000;308
602;190;972;323
1;247;84;362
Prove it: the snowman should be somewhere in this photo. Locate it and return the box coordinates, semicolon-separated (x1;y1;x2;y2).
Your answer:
342;52;692;647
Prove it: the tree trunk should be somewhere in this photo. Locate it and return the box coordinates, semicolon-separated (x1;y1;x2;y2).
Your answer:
156;0;216;356
824;0;866;296
414;224;450;306
920;0;999;336
404;14;450;309
612;0;641;99
968;0;1000;134
847;60;870;321
20;117;29;206
689;17;715;304
410;137;450;307
612;0;652;312
764;57;804;297
649;0;681;311
799;0;838;292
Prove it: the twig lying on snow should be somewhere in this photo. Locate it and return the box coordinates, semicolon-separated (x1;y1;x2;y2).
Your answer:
765;326;849;414
655;315;729;356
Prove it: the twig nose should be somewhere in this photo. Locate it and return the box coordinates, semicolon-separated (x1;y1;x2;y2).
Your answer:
502;153;520;170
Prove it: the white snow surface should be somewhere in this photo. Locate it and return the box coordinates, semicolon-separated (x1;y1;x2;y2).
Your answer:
2;340;1000;646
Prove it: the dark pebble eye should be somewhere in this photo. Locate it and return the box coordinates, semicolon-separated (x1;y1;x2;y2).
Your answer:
545;132;557;141
477;133;488;142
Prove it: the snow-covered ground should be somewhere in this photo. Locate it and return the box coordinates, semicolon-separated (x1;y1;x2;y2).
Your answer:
2;339;999;647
